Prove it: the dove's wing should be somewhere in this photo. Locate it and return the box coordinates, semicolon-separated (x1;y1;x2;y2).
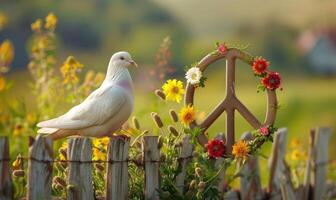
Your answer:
37;85;127;129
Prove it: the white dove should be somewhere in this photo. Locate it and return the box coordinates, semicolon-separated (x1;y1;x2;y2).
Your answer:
37;51;137;140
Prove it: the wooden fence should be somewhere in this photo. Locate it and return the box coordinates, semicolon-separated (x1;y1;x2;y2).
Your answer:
0;127;334;200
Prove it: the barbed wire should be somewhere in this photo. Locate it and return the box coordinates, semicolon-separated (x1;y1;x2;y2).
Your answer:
0;155;194;164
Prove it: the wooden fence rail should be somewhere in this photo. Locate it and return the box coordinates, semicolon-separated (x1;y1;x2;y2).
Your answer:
0;127;334;200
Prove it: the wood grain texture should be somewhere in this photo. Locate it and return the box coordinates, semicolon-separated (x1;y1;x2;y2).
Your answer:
106;136;130;200
143;136;160;200
0;137;12;200
302;129;315;200
267;128;288;198
27;134;53;200
176;136;193;193
311;127;332;200
239;132;263;200
67;137;94;200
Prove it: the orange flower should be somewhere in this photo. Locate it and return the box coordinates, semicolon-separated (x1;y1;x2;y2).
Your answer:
232;140;249;159
179;104;196;126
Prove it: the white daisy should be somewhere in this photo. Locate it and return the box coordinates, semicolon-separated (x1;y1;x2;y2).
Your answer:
185;67;202;85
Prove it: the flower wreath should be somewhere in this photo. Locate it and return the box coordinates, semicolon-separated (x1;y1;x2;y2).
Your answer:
160;42;282;162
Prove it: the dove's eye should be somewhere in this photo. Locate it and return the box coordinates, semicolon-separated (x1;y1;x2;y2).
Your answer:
120;56;125;60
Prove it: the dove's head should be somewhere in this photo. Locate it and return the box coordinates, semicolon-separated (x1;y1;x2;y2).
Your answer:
110;51;138;69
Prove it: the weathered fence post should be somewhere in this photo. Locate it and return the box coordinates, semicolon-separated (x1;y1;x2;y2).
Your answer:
239;132;263;200
27;134;53;200
176;135;193;193
268;128;288;200
0;136;12;200
67;137;94;200
302;129;315;200
106;136;130;200
311;127;332;200
143;136;160;200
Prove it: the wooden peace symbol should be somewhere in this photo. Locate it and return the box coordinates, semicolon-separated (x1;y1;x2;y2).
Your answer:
184;48;278;154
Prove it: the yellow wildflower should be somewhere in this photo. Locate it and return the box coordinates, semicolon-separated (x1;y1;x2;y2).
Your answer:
13;123;24;136
162;79;184;103
31;19;42;32
0;76;5;91
291;149;301;161
44;12;57;30
290;138;300;148
58;141;68;161
26;112;37;124
179;104;196;126
93;148;106;161
93;137;110;150
0;13;8;30
60;56;84;84
232;140;250;159
0;40;14;65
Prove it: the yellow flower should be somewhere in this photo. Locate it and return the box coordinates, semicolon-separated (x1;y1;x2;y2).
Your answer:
60;56;84;84
44;12;57;30
0;76;5;91
232;140;250;159
93;148;106;161
162;79;184;103
0;40;14;65
291;149;301;161
26;112;37;124
93;137;110;150
0;13;8;30
31;19;42;32
179;104;196;126
290;138;300;148
13;123;24;136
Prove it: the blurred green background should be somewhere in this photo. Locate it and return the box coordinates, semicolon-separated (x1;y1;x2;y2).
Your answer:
1;0;336;158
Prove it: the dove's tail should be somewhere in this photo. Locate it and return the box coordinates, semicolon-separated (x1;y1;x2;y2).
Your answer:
38;128;75;140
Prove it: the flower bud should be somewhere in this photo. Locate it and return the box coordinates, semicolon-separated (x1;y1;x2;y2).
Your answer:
95;163;105;172
169;109;178;122
160;153;166;162
132;116;140;130
197;181;206;192
151;113;163;128
67;184;76;191
13;169;25;177
53;176;66;187
195;167;202;177
12;154;22;170
168;125;179;137
155;89;166;100
134;154;143;166
192;151;199;157
189;180;197;189
157;136;164;149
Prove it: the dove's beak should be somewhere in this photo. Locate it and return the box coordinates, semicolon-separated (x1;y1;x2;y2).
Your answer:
129;60;138;68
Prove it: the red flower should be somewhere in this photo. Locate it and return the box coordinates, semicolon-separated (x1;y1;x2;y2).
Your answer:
217;43;227;54
252;57;269;75
259;126;269;136
207;139;225;158
262;72;281;90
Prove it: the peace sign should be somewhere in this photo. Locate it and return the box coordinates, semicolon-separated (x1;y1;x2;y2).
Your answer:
184;48;278;154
